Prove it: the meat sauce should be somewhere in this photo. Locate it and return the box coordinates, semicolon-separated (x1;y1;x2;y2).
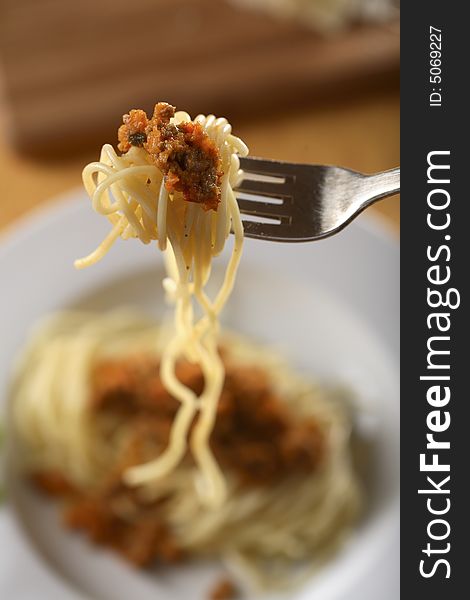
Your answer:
118;102;222;210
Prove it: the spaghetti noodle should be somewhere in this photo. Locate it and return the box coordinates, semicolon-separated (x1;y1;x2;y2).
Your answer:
74;104;248;507
9;103;363;591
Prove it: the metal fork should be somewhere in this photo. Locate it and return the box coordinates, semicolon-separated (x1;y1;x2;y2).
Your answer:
235;157;400;242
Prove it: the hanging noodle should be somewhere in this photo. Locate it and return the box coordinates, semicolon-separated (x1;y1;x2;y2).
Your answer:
74;106;248;507
9;103;363;591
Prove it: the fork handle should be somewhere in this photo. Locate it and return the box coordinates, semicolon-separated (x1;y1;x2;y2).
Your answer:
364;167;400;205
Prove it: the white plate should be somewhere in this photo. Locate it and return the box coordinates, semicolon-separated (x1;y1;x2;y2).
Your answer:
0;190;399;600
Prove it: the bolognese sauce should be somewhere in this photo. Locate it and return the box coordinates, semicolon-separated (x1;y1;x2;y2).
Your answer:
118;102;222;210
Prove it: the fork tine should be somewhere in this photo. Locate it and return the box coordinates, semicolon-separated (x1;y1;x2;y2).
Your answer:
242;220;286;241
236;178;292;197
239;156;294;176
237;197;292;218
235;159;400;242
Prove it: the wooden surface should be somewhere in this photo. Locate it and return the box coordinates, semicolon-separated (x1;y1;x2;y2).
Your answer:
0;0;399;154
0;87;400;235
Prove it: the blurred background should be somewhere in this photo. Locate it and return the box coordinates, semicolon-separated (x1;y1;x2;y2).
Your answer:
0;0;399;233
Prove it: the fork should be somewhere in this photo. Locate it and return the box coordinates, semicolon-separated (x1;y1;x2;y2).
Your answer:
235;157;400;242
